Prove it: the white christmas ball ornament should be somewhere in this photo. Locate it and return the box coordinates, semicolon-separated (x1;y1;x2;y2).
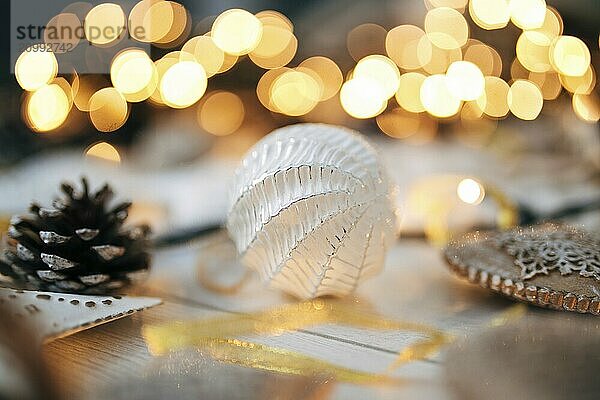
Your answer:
226;123;397;299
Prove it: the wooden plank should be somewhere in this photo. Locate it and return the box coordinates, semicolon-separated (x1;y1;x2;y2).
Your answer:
44;301;444;400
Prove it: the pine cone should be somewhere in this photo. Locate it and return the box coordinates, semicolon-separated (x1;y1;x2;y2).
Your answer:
2;178;151;294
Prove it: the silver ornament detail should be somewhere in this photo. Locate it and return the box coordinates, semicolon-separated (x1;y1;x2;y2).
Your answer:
494;226;600;281
444;223;600;315
227;124;397;300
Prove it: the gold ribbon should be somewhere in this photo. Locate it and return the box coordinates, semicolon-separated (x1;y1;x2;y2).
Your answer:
143;299;450;384
143;298;529;386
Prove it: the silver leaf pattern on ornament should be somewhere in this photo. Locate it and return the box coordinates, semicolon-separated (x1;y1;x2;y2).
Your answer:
495;225;600;281
227;124;397;300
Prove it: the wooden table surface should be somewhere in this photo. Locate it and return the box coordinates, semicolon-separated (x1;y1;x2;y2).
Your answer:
43;231;525;400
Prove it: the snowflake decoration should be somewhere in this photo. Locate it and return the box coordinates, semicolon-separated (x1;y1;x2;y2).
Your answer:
494;224;600;281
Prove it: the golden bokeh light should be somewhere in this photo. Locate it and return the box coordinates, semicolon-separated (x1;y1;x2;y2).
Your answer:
111;49;157;102
420;74;462;118
460;100;485;121
559;66;595;95
425;0;468;11
347;23;387;62
298;57;343;101
507;80;543;120
15;48;58;91
160;61;207;108
463;41;503;77
550;36;591;77
73;75;110;111
198;91;245;136
129;0;171;43
421;39;462;74
153;1;190;47
216;52;239;74
424;7;469;50
257;68;290;112
395;72;427;113
509;0;547;30
340;77;387;119
255;10;293;33
469;0;510;30
51;77;75;109
61;1;93;19
446;61;485;101
457;178;485;205
25;83;70;132
510;58;530;80
386;25;431;70
212;9;263;55
249;25;297;69
353;55;400;99
85;142;122;163
270;70;321;116
529;7;563;42
148;56;178;104
84;3;126;45
44;13;82;53
181;35;225;77
376;108;422;139
516;32;552;72
528;71;561;100
89;87;128;132
572;93;600;123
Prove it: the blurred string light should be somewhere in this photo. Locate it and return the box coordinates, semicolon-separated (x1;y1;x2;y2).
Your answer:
45;12;82;53
88;87;129;131
15;49;58;91
13;1;600;135
421;74;462;118
529;71;562;100
509;0;547;30
424;7;469;50
211;9;262;55
347;23;387;62
457;178;485;205
469;0;510;30
340;76;387;119
84;3;126;45
110;49;157;102
559;67;596;95
270;69;321;116
550;36;591;77
507;80;543;120
463;40;502;77
386;25;431;70
396;72;427;113
353;55;400;99
572;93;600;122
250;12;297;69
477;76;510;118
198;91;245;136
160;61;207;108
181;36;224;76
24;82;71;132
85;141;122;163
446;61;484;101
298;57;343;101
